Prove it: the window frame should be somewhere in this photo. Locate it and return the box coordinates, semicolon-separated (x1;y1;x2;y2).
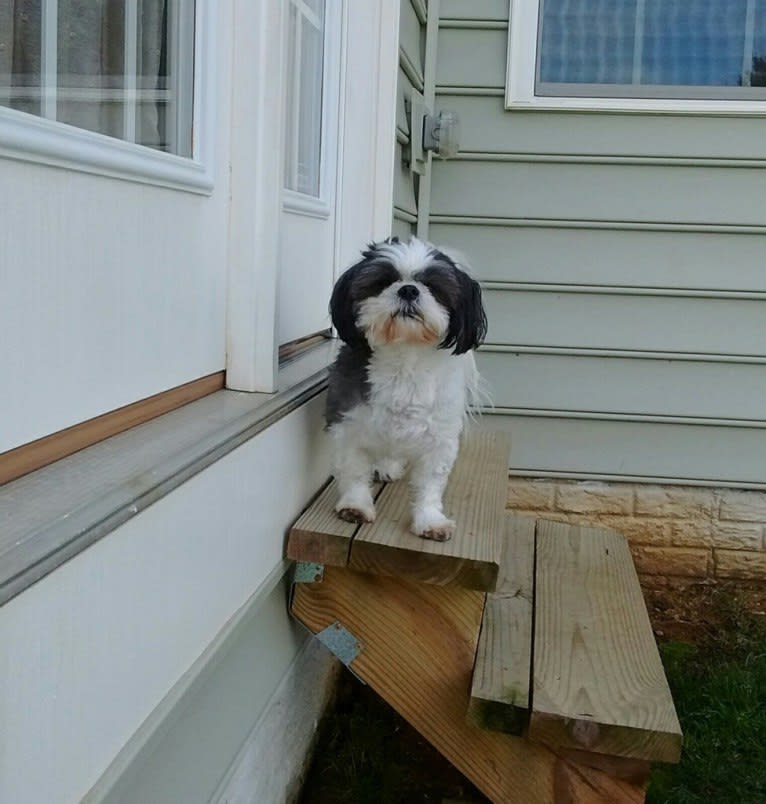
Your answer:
0;0;215;193
506;0;766;115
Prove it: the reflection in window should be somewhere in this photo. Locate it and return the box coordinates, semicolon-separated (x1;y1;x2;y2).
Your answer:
284;0;325;197
0;0;194;156
537;0;766;99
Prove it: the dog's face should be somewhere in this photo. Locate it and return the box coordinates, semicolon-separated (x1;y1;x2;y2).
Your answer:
330;237;487;353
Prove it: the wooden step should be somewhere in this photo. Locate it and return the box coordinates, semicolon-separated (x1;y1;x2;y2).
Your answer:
467;515;535;735
292;566;647;804
467;518;682;765
529;520;683;763
286;430;510;591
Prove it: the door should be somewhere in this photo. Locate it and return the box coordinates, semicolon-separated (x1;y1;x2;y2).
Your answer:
278;0;342;348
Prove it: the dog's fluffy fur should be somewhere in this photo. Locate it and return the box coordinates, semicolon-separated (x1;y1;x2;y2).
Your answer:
326;237;487;541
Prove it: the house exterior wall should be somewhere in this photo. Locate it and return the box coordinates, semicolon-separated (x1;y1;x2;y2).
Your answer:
429;2;766;488
1;2;400;802
507;477;766;587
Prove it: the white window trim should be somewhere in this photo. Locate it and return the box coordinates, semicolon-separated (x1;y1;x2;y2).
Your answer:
506;0;766;116
0;0;215;193
226;0;399;394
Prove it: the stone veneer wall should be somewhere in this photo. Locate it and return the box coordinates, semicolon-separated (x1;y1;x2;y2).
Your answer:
507;479;766;587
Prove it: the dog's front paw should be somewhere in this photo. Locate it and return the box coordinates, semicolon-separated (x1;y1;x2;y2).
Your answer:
335;488;375;524
336;506;375;524
412;510;455;541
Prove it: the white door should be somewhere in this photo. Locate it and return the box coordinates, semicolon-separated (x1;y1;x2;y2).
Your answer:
278;0;342;347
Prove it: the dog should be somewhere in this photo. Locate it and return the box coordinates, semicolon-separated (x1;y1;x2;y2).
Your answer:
325;236;487;541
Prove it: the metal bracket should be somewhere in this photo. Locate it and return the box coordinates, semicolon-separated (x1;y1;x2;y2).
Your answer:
294;562;324;584
316;621;363;668
405;90;428;176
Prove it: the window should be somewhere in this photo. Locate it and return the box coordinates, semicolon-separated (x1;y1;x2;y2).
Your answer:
507;0;766;112
284;0;325;197
0;0;195;155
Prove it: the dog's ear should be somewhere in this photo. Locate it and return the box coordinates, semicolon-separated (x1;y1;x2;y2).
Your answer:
450;270;488;355
329;260;367;346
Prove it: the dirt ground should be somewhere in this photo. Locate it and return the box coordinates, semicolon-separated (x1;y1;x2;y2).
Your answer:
642;579;766;643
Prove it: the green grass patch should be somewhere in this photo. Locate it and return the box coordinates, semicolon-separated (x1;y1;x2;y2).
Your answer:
648;591;766;804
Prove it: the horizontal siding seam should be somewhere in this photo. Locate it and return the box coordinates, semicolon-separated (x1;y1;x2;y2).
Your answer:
439;19;508;30
507;469;766;492
481;282;766;300
452;151;766;168
393;206;418;223
399;48;425;93
410;0;427;25
489;407;766;429
435;85;505;96
479;345;766;365
428;215;766;234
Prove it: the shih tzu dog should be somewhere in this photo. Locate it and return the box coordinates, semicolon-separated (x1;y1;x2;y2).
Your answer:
326;236;487;541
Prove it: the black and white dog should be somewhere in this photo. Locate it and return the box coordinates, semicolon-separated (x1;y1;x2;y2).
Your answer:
326;236;487;541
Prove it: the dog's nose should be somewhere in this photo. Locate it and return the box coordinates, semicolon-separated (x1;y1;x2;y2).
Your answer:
397;284;420;302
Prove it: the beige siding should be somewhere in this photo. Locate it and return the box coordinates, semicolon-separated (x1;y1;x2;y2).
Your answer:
432;7;766;485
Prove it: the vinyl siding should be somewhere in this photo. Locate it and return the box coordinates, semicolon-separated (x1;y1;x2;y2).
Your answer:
432;4;766;485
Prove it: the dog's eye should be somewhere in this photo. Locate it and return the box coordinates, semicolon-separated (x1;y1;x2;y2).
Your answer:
354;264;400;299
413;266;457;308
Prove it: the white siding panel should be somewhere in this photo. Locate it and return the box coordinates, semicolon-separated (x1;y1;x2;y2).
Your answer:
430;223;766;291
0;395;331;804
436;28;506;88
432;160;766;226
437;94;766;160
478;351;766;421
400;0;425;76
484;414;766;486
0;4;232;453
484;290;766;357
440;1;509;21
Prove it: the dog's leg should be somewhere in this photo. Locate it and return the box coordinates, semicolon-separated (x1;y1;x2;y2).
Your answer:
373;457;407;482
409;440;458;541
334;443;376;524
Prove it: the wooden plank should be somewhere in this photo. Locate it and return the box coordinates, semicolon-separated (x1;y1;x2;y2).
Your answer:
285;480;383;567
292;567;647;803
348;431;510;590
467;515;535;734
530;521;683;764
0;371;225;486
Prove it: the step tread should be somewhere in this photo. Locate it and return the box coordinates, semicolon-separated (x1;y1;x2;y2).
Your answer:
467;515;535;735
529;520;683;763
286;430;510;591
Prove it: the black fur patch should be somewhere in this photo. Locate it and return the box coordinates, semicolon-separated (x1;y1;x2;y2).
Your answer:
325;343;372;428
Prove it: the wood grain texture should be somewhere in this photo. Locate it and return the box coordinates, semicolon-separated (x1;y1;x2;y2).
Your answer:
530;520;683;763
292;567;646;804
0;372;225;486
285;480;383;566
348;431;511;590
468;515;535;734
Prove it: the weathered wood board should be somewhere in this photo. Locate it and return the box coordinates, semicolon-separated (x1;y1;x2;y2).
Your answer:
467;515;535;734
292;567;647;803
347;430;511;590
530;521;683;763
286;480;382;566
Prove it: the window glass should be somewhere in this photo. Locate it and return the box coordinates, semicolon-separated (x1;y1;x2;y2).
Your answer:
284;0;325;197
0;0;194;156
537;0;766;99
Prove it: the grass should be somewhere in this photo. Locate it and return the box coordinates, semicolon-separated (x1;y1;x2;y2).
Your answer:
647;590;766;804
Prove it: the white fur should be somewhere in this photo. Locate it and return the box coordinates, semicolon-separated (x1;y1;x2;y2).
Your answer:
332;346;479;538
